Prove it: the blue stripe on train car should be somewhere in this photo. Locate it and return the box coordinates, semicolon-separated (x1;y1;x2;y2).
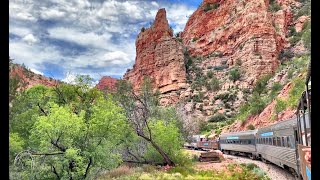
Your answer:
261;132;273;137
306;166;311;180
204;143;208;146
227;136;239;139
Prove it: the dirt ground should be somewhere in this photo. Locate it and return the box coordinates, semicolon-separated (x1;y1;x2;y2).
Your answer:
183;149;232;171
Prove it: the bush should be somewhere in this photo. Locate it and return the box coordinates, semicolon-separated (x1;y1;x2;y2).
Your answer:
302;21;311;50
229;67;241;82
207;71;214;78
269;0;281;12
209;113;226;122
253;74;272;95
203;3;220;12
206;77;220;91
247;124;255;130
249;93;266;115
192;37;198;42
278;49;294;61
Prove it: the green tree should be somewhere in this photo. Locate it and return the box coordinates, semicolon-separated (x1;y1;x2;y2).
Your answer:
113;77;177;166
9;75;129;179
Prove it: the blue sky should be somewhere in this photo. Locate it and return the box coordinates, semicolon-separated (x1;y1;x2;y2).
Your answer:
9;0;202;84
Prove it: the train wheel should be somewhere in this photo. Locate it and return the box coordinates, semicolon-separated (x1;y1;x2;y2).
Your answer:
261;157;268;163
248;154;255;160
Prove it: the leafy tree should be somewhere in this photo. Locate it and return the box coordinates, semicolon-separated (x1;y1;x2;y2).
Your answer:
113;77;177;166
9;75;128;179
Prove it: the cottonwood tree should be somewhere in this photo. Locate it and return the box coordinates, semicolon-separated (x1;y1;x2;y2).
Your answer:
10;75;128;179
113;78;178;166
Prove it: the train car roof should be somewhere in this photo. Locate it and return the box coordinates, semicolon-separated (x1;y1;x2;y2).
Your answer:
220;129;258;138
257;117;297;133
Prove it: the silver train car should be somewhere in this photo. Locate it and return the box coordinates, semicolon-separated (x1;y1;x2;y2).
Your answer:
219;130;258;159
256;118;298;175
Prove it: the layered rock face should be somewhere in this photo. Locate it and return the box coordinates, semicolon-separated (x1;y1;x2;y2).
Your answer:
96;76;118;92
124;8;187;105
181;0;289;85
10;64;58;90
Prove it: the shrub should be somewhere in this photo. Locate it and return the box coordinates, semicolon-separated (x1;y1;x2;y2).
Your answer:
206;77;220;91
287;77;305;108
229;67;241;82
287;69;294;79
203;3;220;12
249;93;266;115
193;92;205;102
289;35;301;46
247;124;255;130
209;113;226;122
278;49;294;61
269;0;281;12
302;21;311;50
239;44;244;50
274;98;287;116
253;74;272;95
192;37;198;42
207;71;214;78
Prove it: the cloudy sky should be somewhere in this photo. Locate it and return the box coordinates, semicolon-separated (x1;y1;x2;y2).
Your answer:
9;0;201;83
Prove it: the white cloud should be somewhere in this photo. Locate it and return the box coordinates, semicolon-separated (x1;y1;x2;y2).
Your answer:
48;27;112;48
22;34;38;44
9;26;32;37
9;0;197;82
62;73;77;84
30;68;44;75
40;8;66;20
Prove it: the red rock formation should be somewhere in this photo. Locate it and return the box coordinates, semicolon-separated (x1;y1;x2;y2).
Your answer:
294;15;310;32
96;76;118;92
123;8;187;104
181;0;288;84
10;64;58;90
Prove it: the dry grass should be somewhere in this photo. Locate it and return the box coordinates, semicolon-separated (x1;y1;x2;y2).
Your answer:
97;165;133;179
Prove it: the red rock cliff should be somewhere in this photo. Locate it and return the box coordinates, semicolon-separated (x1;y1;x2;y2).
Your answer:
96;76;118;92
123;8;187;103
10;64;59;90
181;0;290;84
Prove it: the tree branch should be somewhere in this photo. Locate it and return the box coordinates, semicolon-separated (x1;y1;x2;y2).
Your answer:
83;157;92;179
51;164;60;180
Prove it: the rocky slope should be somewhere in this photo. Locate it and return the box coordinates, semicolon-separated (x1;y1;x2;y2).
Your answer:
181;0;290;86
10;63;59;90
123;8;188;105
96;76;118;93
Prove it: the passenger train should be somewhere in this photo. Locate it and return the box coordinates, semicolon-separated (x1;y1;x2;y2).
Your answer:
186;61;311;179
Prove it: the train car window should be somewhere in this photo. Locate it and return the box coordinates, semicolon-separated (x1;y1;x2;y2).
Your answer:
269;138;272;145
273;137;276;146
282;137;286;147
248;140;251;144
276;137;281;146
286;137;291;148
